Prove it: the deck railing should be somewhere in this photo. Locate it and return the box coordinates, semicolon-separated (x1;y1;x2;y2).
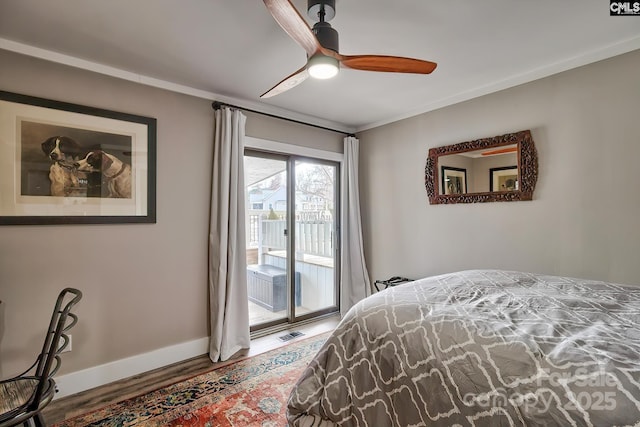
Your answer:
256;218;333;257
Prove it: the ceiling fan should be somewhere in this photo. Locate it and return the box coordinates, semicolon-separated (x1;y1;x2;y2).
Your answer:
261;0;437;98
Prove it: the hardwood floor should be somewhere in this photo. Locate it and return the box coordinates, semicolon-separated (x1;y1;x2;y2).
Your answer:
43;316;339;425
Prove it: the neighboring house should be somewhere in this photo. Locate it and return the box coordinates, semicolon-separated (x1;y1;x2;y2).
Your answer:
248;186;287;213
248;185;331;218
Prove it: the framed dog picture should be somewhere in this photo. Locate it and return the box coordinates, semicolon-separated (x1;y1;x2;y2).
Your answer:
0;90;156;225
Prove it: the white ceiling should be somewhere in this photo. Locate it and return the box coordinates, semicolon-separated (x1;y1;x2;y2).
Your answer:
1;1;639;133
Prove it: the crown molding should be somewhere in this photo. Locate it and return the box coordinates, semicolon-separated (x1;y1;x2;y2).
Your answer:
356;35;640;132
0;38;355;135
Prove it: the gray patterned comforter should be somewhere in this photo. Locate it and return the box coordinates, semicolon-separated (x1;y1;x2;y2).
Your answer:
287;270;640;426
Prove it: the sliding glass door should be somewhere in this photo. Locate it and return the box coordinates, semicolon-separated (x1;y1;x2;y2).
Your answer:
244;153;289;327
244;150;339;331
293;159;338;319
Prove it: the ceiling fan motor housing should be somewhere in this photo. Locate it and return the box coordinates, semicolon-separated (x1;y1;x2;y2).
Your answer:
308;0;335;21
312;21;339;53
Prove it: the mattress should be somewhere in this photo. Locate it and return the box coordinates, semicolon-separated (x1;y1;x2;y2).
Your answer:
286;269;640;426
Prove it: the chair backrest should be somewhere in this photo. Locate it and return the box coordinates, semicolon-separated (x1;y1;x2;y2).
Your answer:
30;288;82;407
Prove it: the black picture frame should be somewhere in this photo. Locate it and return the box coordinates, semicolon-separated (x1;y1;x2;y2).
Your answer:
440;166;467;195
0;90;156;225
490;166;518;192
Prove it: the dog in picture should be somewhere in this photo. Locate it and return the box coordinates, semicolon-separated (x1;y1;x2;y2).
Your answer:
75;150;132;198
40;136;87;196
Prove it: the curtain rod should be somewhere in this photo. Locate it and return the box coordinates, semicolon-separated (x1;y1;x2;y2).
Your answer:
212;101;354;137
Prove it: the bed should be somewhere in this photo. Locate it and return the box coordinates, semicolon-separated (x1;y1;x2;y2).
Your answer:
286;269;640;426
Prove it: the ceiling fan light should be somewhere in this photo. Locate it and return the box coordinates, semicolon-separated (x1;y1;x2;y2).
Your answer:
307;55;339;79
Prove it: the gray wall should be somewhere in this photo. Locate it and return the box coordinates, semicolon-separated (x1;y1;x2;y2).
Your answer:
3;45;639;384
0;49;342;377
359;49;640;286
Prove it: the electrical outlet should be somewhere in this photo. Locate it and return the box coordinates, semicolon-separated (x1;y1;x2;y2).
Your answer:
61;334;72;353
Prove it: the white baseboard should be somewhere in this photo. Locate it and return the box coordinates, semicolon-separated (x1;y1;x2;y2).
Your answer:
54;336;210;399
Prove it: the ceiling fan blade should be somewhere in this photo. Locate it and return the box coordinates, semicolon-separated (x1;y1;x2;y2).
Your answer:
263;0;321;57
339;55;437;74
260;65;310;98
481;146;518;156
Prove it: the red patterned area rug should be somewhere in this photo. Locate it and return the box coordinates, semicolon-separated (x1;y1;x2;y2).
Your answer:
53;332;329;427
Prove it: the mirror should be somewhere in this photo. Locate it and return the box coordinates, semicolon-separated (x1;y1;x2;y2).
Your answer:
425;130;538;204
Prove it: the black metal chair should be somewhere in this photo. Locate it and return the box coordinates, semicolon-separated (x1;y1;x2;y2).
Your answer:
0;288;82;427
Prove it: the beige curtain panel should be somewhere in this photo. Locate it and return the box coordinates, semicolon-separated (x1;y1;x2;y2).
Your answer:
208;106;250;362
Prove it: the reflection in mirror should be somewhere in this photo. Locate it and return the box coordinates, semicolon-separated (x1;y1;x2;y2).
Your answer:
425;130;537;204
438;144;518;195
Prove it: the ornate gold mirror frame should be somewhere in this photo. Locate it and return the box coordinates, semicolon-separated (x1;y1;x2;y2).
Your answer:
425;130;538;204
